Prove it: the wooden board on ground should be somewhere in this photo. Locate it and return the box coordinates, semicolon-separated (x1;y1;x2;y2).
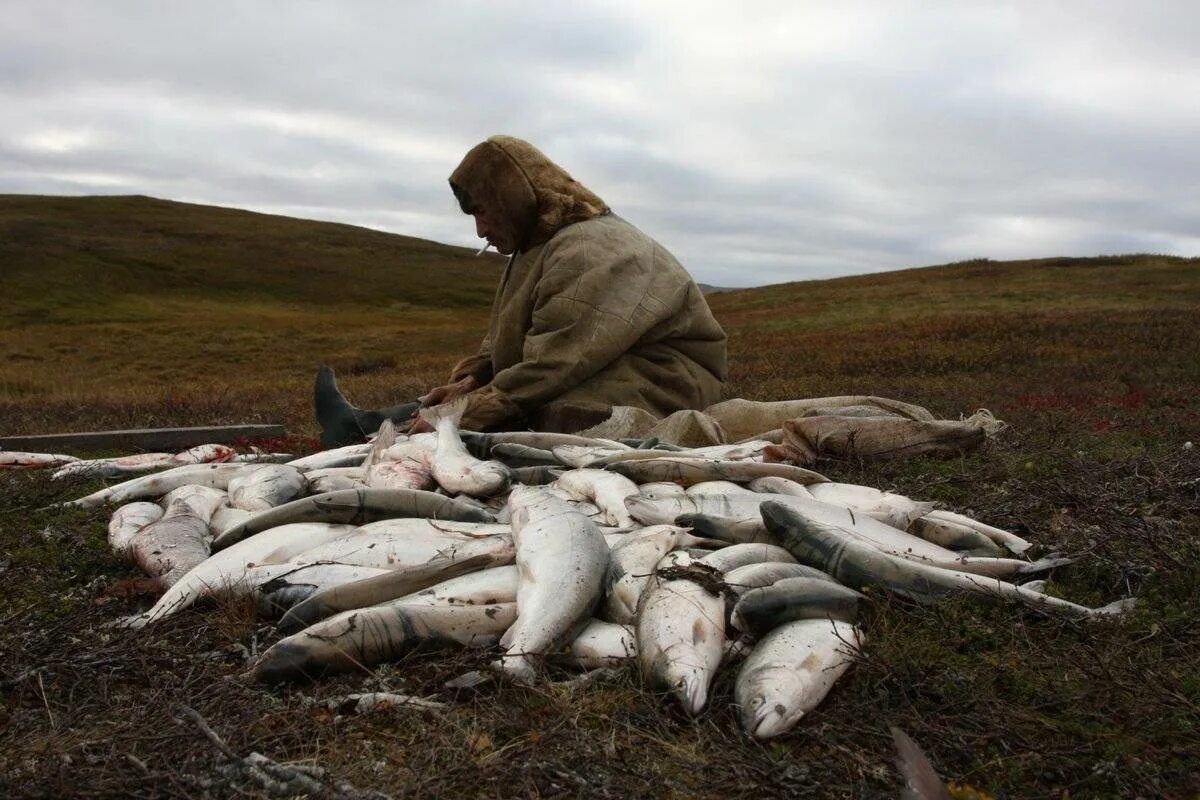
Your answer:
0;424;286;453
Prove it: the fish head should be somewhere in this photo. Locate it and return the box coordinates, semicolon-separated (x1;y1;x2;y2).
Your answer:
741;694;801;739
624;495;675;525
672;669;709;716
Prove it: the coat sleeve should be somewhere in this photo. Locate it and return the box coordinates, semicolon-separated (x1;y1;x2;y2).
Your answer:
479;227;674;420
447;335;495;384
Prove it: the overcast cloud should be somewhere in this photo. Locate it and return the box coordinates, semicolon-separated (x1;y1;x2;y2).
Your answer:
2;1;1198;286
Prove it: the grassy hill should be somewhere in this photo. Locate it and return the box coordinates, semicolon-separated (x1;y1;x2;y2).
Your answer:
1;196;1198;797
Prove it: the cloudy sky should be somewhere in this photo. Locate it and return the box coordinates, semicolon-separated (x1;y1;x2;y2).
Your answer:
2;2;1197;286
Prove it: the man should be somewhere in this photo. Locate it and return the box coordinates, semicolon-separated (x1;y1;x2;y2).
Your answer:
315;135;727;447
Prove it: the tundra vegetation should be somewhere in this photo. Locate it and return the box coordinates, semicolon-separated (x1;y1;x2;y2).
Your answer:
1;195;1198;798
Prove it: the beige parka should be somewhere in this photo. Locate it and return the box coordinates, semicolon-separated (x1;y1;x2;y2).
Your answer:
446;136;727;432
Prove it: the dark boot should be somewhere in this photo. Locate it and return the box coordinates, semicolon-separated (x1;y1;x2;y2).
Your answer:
313;365;420;449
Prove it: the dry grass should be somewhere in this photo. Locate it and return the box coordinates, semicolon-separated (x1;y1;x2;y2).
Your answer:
1;199;1198;798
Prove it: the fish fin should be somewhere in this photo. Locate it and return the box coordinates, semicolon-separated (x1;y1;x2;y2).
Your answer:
1020;579;1047;593
418;395;469;428
364;419;397;467
891;726;952;800
1019;554;1076;574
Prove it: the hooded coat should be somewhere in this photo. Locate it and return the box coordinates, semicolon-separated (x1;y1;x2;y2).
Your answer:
446;135;727;433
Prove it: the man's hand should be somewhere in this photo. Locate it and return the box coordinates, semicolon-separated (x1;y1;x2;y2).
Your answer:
420;375;481;408
404;376;481;434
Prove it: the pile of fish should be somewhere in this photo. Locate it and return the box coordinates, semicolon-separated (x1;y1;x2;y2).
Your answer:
39;396;1132;739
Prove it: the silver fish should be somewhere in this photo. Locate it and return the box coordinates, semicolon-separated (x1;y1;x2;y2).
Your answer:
760;502;1131;620
553;468;641;528
420;397;512;497
210;487;496;550
107;502;164;559
60;463;249;508
253;602;517;683
123;522;359;628
609;458;829;487
735;618;862;738
127;489;225;588
730;577;863;637
227;464;307;511
603;524;711;624
278;554;504;632
636;554;725;715
495;486;609;682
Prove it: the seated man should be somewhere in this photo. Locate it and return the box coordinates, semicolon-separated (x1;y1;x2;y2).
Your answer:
315;135;727;447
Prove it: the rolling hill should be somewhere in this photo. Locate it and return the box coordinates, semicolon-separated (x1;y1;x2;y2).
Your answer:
0;194;1198;797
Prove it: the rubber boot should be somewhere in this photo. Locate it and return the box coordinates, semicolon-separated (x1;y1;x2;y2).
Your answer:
313;365;420;449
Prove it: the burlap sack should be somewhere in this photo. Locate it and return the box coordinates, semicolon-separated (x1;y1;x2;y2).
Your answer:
703;396;935;443
576;407;727;447
780;410;1004;465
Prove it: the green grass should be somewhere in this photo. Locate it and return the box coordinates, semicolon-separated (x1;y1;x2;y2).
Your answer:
1;196;1198;798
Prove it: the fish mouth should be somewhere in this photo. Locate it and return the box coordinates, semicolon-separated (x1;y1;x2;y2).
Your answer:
750;701;795;739
676;672;708;716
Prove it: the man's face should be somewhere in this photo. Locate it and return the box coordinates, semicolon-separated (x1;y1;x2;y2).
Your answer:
472;204;516;255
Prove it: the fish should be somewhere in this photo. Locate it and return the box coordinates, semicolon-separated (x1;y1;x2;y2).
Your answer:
53;452;175;480
747;476;813;497
107;502;165;558
285;443;372;471
730;577;864;637
126;487;225;588
759;501;1131;620
909;515;1004;556
696;542;797;573
608;458;828;487
0;451;79;470
921;509;1032;554
420;397;512;497
58;463;249;508
628;492;955;563
553;469;641;528
806;482;936;531
603;524;715;624
734;618;862;738
676;506;1064;581
250;563;392;616
494;486;610;682
636;553;726;715
277;554;505;632
227;464;307;511
292;520;514;570
210;487;497;550
121;522;359;628
560;619;637;668
252;602;518;683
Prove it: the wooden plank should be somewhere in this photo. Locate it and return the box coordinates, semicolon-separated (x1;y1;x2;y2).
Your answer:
0;424;286;453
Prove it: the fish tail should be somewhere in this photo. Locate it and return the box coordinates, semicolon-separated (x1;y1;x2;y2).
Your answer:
418;395;470;428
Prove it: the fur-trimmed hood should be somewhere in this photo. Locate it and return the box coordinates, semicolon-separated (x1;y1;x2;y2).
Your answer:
449;135;610;250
